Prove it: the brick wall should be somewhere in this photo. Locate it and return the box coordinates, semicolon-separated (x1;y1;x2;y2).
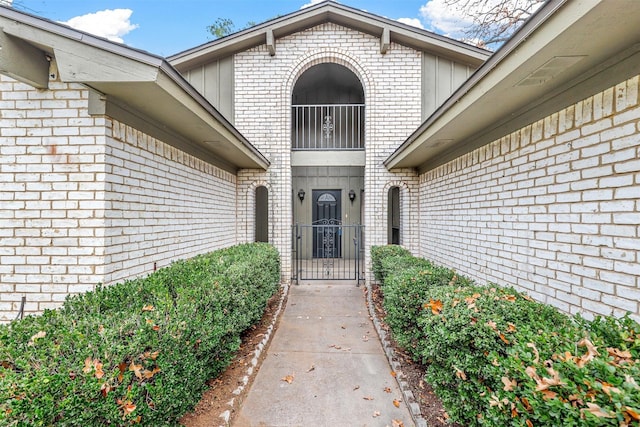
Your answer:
0;76;107;321
103;120;238;284
419;75;640;320
234;23;423;280
0;75;240;321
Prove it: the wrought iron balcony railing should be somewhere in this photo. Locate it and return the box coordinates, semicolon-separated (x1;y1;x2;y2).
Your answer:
291;104;365;150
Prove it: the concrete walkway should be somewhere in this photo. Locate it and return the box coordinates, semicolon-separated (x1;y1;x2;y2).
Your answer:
234;280;414;427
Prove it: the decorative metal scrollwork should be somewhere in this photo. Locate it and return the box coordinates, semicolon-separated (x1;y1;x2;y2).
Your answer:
313;219;341;258
322;115;333;140
313;218;341;226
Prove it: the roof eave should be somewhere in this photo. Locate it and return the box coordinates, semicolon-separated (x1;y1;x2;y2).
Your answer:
0;5;269;172
168;1;490;71
385;0;640;172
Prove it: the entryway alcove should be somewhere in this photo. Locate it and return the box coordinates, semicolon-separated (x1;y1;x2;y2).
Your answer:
290;62;365;283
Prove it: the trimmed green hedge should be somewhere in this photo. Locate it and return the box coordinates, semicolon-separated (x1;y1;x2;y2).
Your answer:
370;244;428;286
383;265;474;354
373;247;640;426
0;243;280;426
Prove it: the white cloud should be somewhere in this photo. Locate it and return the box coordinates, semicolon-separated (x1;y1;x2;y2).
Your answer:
397;18;424;29
301;0;328;9
60;9;138;43
420;0;542;45
0;0;13;6
419;0;472;38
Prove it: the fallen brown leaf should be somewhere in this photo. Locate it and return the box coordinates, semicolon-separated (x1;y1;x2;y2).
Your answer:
28;331;46;346
130;362;143;380
527;342;540;364
424;299;443;315
499;333;510;345
502;376;517;391
624;406;640;421
100;382;111;397
577;338;599;367
281;374;295;384
94;360;104;379
82;357;93;374
117;398;136;416
600;381;621;396
454;366;467;380
583;402;615;418
393;399;401;408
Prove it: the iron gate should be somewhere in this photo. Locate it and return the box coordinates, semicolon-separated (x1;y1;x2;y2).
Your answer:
292;221;364;285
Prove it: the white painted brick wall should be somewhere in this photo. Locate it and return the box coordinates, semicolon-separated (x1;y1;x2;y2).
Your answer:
104;120;237;284
419;75;640;320
0;76;107;322
234;23;423;280
0;75;240;322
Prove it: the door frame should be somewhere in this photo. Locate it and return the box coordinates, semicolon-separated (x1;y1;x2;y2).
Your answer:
312;189;342;258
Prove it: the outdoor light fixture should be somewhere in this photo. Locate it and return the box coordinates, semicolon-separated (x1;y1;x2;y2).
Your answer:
349;189;356;203
298;189;305;203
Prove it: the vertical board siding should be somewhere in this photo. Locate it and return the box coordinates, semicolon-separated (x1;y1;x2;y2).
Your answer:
184;55;235;122
421;53;475;120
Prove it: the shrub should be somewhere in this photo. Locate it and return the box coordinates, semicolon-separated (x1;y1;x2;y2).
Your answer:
370;245;412;285
0;243;280;426
483;313;640;426
383;266;473;356
375;248;640;426
416;284;575;425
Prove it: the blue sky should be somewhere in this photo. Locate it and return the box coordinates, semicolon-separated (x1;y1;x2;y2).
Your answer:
8;0;474;57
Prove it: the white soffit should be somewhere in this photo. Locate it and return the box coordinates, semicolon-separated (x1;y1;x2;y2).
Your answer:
385;0;640;172
0;6;269;172
515;55;587;87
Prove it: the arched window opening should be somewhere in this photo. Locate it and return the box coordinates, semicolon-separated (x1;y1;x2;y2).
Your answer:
291;63;365;150
255;186;268;243
388;186;400;245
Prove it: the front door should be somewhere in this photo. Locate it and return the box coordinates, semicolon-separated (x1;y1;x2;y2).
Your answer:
312;190;341;258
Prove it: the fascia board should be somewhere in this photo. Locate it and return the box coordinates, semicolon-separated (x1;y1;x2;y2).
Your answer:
169;2;489;70
384;0;610;171
0;6;269;171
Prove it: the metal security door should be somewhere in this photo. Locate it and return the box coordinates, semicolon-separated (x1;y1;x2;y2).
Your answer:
292;223;364;284
312;190;341;258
